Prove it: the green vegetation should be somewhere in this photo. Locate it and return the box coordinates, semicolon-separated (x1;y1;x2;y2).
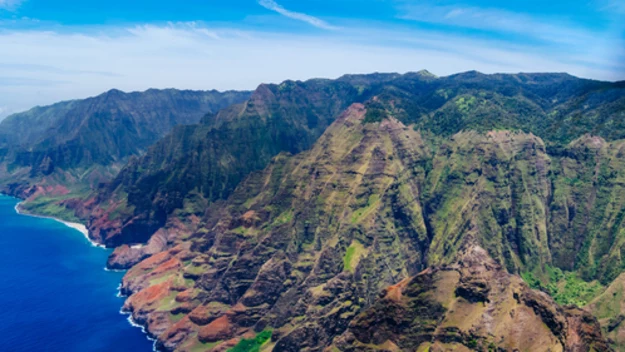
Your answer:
522;267;604;307
157;291;180;311
343;245;357;272
467;338;478;349
363;108;387;124
149;275;173;286
20;196;80;223
592;280;624;319
553;273;605;307
170;312;185;323
272;210;294;226
454;96;477;113
4;71;625;350
343;241;368;273
228;330;272;352
184;264;209;277
350;195;380;224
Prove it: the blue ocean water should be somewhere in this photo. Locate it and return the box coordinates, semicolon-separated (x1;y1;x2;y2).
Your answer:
0;195;153;352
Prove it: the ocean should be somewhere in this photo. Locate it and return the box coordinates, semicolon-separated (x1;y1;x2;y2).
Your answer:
0;195;153;352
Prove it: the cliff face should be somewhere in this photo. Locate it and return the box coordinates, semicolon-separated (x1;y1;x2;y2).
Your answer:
333;245;611;352
115;102;617;351
82;72;625;252
84;79;366;247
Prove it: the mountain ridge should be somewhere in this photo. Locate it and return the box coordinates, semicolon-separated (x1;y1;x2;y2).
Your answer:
2;70;625;351
76;71;625;254
0;87;252;211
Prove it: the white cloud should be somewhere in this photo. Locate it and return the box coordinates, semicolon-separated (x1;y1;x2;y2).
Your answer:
398;3;605;46
396;2;625;76
258;0;339;30
0;0;24;11
0;22;621;119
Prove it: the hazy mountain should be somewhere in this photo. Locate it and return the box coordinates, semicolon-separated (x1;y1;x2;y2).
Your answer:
0;88;251;207
0;88;251;170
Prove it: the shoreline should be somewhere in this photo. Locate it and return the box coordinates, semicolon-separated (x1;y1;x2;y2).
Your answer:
120;309;158;352
3;193;157;349
116;284;158;351
12;200;106;249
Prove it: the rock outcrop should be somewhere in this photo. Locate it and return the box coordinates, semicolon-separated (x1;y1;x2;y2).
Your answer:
332;245;611;352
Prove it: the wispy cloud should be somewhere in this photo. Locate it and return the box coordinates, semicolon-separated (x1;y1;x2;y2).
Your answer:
257;0;339;30
0;20;622;119
0;0;24;11
397;3;598;46
600;0;625;14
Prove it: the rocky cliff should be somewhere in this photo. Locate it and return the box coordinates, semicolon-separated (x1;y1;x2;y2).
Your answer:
116;102;618;351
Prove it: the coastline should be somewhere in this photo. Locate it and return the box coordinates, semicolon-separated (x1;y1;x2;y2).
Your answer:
121;309;158;343
12;200;105;249
2;193;157;350
0;193;156;350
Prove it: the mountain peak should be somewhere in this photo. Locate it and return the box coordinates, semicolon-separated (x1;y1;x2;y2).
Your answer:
104;88;125;97
415;69;437;78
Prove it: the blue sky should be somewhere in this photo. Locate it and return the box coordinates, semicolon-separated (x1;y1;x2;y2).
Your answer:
0;0;623;118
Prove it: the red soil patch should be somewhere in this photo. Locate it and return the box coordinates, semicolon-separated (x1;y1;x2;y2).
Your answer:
241;210;260;227
152;257;182;276
169;244;185;256
135;251;171;271
198;315;234;342
127;280;172;309
230;302;247;314
385;277;412;302
188;303;229;326
175;289;196;303
162;315;193;340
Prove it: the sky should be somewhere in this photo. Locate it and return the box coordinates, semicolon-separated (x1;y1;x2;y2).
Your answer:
0;0;624;119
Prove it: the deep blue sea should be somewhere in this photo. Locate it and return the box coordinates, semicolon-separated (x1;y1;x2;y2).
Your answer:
0;195;153;352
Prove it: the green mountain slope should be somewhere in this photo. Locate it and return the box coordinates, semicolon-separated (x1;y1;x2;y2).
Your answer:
0;88;251;172
86;78;370;246
0;88;251;217
117;101;622;351
83;72;625;250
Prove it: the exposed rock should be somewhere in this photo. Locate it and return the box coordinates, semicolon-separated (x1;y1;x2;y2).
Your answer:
331;245;612;352
198;315;235;343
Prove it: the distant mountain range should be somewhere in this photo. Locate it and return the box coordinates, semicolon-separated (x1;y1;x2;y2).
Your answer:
0;88;250;186
1;71;625;352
